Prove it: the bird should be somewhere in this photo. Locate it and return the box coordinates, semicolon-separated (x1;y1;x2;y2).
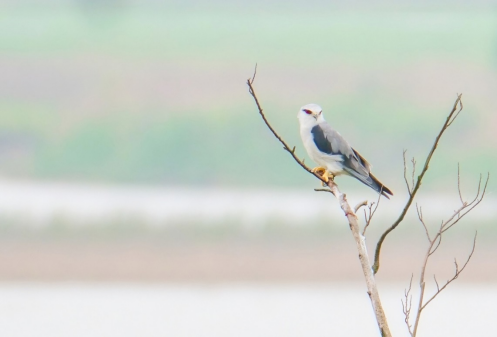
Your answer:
297;103;393;198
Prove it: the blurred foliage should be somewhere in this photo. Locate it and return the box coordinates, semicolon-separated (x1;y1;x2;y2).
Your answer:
0;214;495;244
0;5;495;191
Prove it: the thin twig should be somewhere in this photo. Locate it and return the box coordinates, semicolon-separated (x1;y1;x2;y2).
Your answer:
372;94;463;274
428;234;442;256
354;200;368;213
249;63;258;85
433;275;440;292
411;157;416;191
247;73;327;184
442;174;489;234
362;190;382;236
401;274;414;336
457;164;465;205
467;174;483;205
416;204;431;242
314;188;333;193
403;150;411;195
447;93;464;127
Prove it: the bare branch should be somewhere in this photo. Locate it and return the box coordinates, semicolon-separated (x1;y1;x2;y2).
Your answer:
416;204;431;242
247;68;327;184
469;174;484;204
249;63;258;85
362;190;382;236
421;233;477;311
314;188;333;194
403;150;412;195
410;165;486;336
412;175;481;337
354;200;368;213
363;207;372;236
457;164;465;205
402;274;414;336
428;234;442;256
442;173;489;234
373;94;463;274
433;274;440;292
411;157;417;194
446;93;464;127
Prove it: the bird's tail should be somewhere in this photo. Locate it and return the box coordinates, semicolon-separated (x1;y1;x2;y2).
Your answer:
367;173;394;199
343;168;394;199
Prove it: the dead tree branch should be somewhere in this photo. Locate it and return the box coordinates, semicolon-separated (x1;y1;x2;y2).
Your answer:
408;170;488;337
354;200;368;213
403;150;412;195
373;94;463;274
326;180;392;337
247;69;392;337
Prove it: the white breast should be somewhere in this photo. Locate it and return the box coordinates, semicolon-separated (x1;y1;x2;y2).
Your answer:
299;125;345;175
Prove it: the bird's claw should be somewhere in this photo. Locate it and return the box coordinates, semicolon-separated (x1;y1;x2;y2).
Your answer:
311;167;334;185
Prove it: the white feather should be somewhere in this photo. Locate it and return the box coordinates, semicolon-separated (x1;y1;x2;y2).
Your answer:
297;104;345;176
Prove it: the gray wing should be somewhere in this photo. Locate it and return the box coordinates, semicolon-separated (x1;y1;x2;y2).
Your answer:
311;122;371;177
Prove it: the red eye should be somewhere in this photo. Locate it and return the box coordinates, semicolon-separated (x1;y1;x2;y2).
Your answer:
303;109;312;115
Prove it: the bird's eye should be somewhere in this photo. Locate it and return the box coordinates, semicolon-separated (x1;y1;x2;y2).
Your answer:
319;110;322;115
303;109;312;115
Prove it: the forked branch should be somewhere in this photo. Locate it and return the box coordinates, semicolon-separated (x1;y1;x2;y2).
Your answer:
406;169;488;337
402;274;414;336
362;190;382;236
373;94;464;274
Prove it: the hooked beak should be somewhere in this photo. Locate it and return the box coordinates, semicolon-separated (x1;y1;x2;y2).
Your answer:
312;110;322;120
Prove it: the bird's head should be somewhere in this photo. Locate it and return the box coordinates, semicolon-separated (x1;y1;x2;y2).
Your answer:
297;103;324;127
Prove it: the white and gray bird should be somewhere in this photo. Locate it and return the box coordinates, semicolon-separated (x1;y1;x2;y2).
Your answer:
298;103;393;198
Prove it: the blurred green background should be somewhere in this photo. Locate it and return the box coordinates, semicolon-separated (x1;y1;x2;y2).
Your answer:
1;5;497;337
0;1;495;285
0;2;495;191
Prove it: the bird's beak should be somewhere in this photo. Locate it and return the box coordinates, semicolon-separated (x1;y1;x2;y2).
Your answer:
312;113;318;120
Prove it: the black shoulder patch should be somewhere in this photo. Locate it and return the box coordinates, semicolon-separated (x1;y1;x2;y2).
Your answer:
311;125;333;154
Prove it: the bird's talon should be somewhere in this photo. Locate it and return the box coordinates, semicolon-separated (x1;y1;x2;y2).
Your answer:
311;166;327;175
312;166;334;185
